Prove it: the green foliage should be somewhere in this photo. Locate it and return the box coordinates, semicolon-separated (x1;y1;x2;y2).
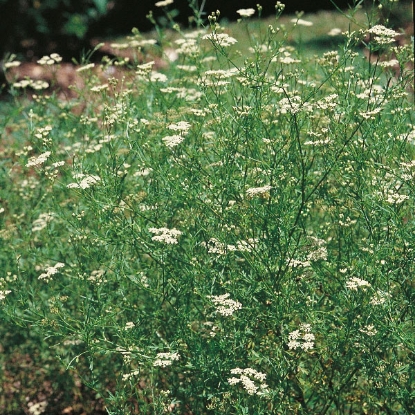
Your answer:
1;1;414;414
0;0;110;58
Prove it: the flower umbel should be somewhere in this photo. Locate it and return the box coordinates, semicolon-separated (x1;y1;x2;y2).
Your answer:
26;151;51;168
153;352;180;367
346;277;371;291
67;174;101;189
366;25;399;45
208;293;242;316
38;262;65;283
246;185;272;197
0;290;12;301
287;323;315;351
202;33;238;47
149;227;182;244
228;368;268;395
237;8;255;17
155;0;173;7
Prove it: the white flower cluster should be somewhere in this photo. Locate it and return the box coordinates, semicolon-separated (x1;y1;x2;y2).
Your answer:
26;151;51;168
0;290;12;301
208;293;242;316
162;121;191;148
366;25;399;45
227;368;268;395
287;323;315;351
328;28;342;36
160;86;202;101
201;68;238;87
90;84;108;92
38;262;65;283
370;290;391;305
291;18;313;27
149;227;182;244
153;352;180;367
34;126;53;145
346;277;371;291
150;72;168;83
202;33;238;47
155;0;173;7
76;63;95;72
3;60;21;69
122;369;140;381
246;185;273;197
124;322;135;330
306;236;328;262
27;400;48;415
13;79;49;90
203;237;258;255
136;61;155;79
32;212;55;232
288;236;327;269
288;258;311;268
174;37;200;56
359;324;378;336
87;269;106;285
236;8;255;17
67;174;101;189
360;107;383;120
168;121;191;132
162;135;184;148
276;95;313;114
385;190;409;205
205;68;238;78
37;53;62;65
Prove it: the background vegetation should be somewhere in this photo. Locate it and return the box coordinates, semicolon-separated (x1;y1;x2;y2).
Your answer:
2;0;404;60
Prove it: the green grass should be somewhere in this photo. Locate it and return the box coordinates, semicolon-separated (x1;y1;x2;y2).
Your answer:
1;1;414;414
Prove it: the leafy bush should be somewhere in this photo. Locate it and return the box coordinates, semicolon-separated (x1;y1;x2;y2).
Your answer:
0;0;110;59
1;1;414;414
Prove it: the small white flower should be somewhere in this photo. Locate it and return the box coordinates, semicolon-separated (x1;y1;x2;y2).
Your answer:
291;18;313;27
155;0;173;7
150;72;168;82
328;28;342;36
32;212;55;232
76;63;95;72
90;84;108;92
26;151;51;168
202;33;238;47
168;121;191;132
67;175;101;189
4;60;21;69
346;277;371;291
208;293;242;316
359;324;377;336
237;8;255;17
379;59;399;68
38;262;65;283
367;25;399;44
50;53;62;63
370;290;391;305
228;368;267;395
287;324;315;351
162;134;185;148
246;185;272;197
149;227;182;244
122;369;140;381
124;322;135;330
0;290;12;301
153;352;180;367
288;340;301;350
